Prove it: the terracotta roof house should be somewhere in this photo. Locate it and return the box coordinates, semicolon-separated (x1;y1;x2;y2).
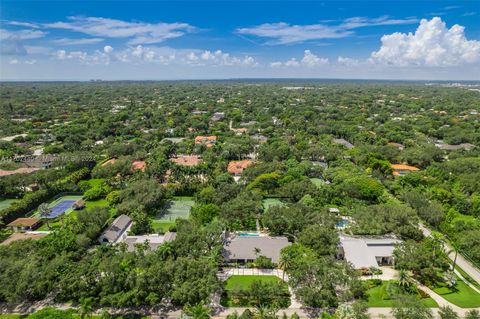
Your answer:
227;160;253;176
391;164;420;176
231;127;248;135
99;215;132;244
1;232;47;246
223;233;290;264
131;160;146;172
170;155;202;167
7;218;42;232
0;167;40;178
195;136;217;148
101;159;146;172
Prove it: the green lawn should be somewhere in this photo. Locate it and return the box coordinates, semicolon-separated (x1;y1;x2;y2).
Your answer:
432;277;480;308
0;199;17;211
262;198;286;211
366;281;438;307
225;275;285;290
152;220;175;233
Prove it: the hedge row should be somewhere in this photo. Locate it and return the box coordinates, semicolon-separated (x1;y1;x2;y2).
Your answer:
0;167;90;226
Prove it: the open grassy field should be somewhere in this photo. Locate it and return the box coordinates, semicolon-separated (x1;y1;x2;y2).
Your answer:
262;198;286;211
0;199;17;211
155;197;194;221
225;275;283;290
432;276;480;308
366;280;438;307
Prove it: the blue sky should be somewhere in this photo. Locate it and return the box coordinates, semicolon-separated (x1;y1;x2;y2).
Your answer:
1;0;479;80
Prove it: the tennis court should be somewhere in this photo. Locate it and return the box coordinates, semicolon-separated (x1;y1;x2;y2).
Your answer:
37;195;82;219
156;197;194;221
0;199;16;212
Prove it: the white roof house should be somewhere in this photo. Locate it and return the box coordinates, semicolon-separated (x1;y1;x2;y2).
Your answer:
338;234;401;269
223;233;290;263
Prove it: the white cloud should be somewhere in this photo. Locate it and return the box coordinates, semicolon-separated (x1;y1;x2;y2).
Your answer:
270;50;328;67
52;38;104;45
5;21;41;28
302;50;328;67
44;16;195;45
337;56;360;66
0;28;46;40
237;16;418;44
9;59;19;65
371;17;480;66
25;59;36;65
103;45;113;53
54;49;111;65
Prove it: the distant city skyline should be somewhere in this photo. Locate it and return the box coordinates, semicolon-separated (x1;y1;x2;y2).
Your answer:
1;0;480;80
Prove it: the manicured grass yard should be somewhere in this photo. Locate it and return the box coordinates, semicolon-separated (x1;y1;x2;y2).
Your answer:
262;198;286;211
225;275;283;290
152;220;175;233
432;277;480;308
366;281;438;307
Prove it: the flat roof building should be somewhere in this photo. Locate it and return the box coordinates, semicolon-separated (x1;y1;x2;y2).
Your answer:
338;234;401;269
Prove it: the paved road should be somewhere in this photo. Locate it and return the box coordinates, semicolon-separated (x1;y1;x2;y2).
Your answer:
419;223;480;285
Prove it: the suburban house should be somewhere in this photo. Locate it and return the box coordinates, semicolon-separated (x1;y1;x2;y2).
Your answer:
333;138;354;149
222;232;290;264
227;160;253;176
170;155;202;167
101;159;146;172
391;164;420;176
211;112;225;121
231;127;248;135
99;214;132;244
435;141;475;151
195;136;217;148
124;232;177;252
7;218;42;232
337;234;401;269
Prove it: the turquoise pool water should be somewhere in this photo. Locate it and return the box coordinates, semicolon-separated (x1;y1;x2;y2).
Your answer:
238;233;260;237
336;219;349;228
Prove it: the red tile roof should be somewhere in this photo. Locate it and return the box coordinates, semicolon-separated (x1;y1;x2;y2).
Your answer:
195;136;217;147
170;155;202;167
227;160;253;175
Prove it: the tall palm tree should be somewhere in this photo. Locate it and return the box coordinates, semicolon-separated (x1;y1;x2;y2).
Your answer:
278;254;293;281
398;269;412;290
38;203;53;229
78;297;94;319
183;302;211;319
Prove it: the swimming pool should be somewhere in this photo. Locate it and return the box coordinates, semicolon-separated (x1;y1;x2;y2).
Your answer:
336;219;349;228
238;233;260;237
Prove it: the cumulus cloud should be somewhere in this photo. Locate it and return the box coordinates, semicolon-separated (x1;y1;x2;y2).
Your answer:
371;17;480;66
54;49;111;65
270;50;328;67
337;56;360;66
44;16;195;45
237;16;418;44
103;45;113;53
